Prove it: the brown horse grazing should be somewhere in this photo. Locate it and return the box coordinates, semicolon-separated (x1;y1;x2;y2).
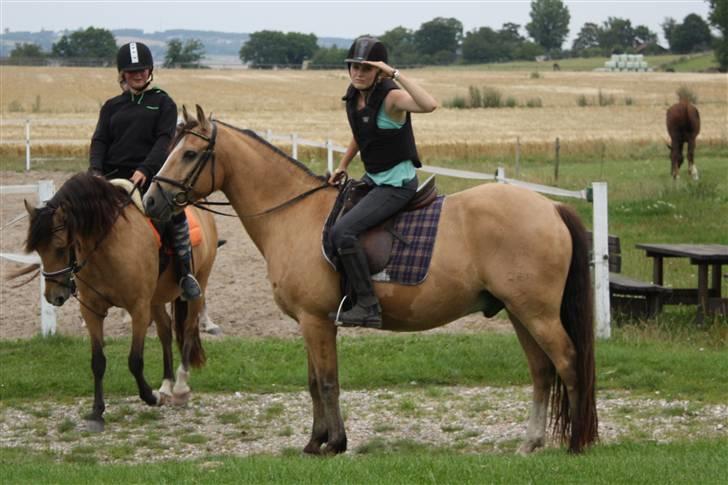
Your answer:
144;105;598;454
17;173;218;431
666;99;700;180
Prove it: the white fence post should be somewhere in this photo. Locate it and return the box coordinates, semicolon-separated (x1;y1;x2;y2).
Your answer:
591;182;610;339
326;139;334;174
25;119;31;172
291;133;298;160
37;180;57;336
495;166;506;183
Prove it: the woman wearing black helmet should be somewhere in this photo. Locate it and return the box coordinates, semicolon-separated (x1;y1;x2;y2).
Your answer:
89;42;202;301
328;36;438;328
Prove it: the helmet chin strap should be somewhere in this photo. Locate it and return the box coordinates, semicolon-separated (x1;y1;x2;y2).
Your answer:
129;71;154;94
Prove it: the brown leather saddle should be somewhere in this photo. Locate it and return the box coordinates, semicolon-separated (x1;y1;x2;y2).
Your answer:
323;175;438;274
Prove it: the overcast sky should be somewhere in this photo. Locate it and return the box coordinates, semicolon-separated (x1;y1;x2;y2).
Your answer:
0;1;712;45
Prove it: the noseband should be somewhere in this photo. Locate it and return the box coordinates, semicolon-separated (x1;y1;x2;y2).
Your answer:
41;244;82;293
152;122;218;208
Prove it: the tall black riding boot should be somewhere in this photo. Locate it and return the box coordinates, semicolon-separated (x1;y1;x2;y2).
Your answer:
172;213;202;301
330;243;382;328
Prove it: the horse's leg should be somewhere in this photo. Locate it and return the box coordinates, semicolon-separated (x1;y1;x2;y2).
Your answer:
509;314;555;454
300;315;346;455
128;305;160;406
81;306;106;432
303;352;329;454
151;304;174;404
687;137;698;180
173;298;205;406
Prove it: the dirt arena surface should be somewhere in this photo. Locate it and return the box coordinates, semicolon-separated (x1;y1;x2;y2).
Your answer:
1;170;510;341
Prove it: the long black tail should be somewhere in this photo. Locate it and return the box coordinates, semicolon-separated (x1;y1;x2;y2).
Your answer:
552;204;598;453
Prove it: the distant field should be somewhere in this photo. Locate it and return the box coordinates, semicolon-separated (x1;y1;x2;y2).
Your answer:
1;65;726;160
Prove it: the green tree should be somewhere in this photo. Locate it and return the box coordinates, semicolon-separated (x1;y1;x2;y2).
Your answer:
708;0;728;70
414;17;463;62
661;17;678;47
526;0;570;52
239;30;317;67
462;27;503;63
164;38;206;68
51;27;116;61
572;22;601;52
309;46;348;67
669;13;712;53
634;25;658;46
10;43;45;58
379;26;418;65
284;32;318;65
598;17;635;53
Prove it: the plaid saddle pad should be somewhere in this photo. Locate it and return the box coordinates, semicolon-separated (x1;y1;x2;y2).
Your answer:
371;195;445;285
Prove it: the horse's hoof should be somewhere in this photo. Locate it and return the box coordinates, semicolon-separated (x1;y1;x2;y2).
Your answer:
157;392;172;406
303;442;323;455
517;439;543;455
201;321;222;335
171;392;190;406
84;419;105;433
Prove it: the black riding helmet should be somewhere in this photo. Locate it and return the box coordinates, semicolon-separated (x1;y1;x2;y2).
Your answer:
117;42;154;72
345;36;388;68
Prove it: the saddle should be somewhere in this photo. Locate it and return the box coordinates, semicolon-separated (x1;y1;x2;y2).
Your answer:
323;175;438;274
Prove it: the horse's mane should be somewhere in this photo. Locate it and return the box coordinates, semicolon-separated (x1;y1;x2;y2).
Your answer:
26;173;129;252
174;118;327;184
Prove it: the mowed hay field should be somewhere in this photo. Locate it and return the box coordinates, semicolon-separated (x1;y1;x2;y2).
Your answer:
1;65;727;158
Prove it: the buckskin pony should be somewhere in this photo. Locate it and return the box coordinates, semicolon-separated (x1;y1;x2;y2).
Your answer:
144;105;598;454
666;98;700;180
17;173;218;431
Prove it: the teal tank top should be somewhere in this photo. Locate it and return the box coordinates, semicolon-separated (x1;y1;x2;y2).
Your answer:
365;107;417;187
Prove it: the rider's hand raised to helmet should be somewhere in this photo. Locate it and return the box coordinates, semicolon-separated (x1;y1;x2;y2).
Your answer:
362;61;396;78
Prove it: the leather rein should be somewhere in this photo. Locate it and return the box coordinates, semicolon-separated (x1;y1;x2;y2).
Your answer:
151;120;330;219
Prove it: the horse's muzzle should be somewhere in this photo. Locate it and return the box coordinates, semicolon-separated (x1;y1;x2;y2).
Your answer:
143;188;173;222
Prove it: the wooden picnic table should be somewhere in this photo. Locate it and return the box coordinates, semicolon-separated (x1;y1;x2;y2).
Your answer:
635;243;728;324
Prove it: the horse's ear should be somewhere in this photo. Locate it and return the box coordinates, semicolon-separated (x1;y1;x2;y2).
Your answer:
196;105;209;131
23;199;36;217
182;105;191;124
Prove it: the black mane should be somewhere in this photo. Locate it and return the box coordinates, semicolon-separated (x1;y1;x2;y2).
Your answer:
26;173;129;252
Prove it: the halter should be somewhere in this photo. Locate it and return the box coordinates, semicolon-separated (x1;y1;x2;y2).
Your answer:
151;120;330;219
152;122;218;209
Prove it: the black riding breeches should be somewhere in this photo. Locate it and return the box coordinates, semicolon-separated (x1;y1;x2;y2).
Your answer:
330;175;417;251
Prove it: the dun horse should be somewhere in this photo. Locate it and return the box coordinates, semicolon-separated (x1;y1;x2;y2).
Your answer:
144;106;598;454
17;173;218;431
666;98;700;180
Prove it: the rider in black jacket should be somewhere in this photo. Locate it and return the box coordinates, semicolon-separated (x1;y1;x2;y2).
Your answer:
89;42;201;301
328;36;438;328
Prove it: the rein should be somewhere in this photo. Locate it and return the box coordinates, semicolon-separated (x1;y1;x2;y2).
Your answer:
153;120;331;219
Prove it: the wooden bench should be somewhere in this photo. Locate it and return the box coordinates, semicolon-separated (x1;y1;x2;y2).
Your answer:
589;233;671;319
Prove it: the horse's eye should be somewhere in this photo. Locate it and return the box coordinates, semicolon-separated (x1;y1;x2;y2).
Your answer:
183;150;197;160
55;248;66;258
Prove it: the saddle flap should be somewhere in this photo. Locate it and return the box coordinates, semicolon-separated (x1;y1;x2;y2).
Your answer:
109;178;144;213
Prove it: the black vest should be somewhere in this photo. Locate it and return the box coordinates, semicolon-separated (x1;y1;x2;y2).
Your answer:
344;79;421;174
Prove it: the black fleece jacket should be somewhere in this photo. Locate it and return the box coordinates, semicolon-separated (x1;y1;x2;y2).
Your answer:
89;87;177;180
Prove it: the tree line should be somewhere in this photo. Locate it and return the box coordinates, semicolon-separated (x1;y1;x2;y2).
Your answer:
8;0;728;71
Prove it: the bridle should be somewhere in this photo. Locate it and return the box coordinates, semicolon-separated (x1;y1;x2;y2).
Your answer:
150;120;331;219
40;208;124;318
152;122;219;209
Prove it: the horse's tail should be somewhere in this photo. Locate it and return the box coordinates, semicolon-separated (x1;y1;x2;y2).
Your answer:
173;298;206;368
553;204;598;453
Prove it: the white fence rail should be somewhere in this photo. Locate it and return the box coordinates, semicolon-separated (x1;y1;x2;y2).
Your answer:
14;123;612;338
0;180;57;335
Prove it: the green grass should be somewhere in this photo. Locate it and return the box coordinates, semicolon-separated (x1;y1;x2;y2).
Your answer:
1;440;727;484
1;331;726;404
